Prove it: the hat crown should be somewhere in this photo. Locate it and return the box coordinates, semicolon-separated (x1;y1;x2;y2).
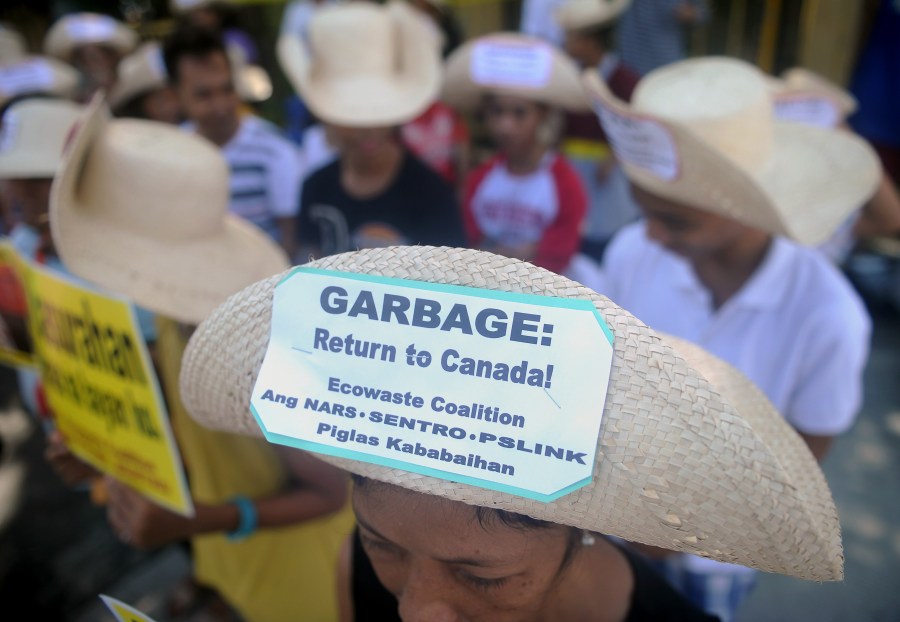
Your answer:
78;121;228;240
633;58;774;172
309;4;398;82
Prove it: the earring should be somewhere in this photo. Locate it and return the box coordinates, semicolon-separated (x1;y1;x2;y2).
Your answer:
581;530;596;547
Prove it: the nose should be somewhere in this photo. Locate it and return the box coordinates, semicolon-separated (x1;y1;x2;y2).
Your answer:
397;564;462;622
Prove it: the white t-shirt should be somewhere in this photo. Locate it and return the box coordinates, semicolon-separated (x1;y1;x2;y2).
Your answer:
590;222;871;436
185;115;304;241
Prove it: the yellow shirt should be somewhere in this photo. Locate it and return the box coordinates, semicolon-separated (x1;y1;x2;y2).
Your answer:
156;318;355;621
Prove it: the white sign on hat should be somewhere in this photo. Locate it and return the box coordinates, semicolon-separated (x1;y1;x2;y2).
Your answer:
0;59;55;98
251;268;614;502
470;41;553;89
594;100;680;181
773;95;841;129
66;14;119;42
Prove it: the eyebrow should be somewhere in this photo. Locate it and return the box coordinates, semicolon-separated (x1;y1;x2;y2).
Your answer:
355;513;507;568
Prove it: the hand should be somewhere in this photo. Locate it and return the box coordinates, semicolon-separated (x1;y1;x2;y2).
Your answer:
44;430;100;486
106;478;194;549
594;158;615;183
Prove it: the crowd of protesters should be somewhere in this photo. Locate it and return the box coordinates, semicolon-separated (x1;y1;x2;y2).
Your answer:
1;0;899;621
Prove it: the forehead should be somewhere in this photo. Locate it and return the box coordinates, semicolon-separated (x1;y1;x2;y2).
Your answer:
483;93;542;112
630;183;717;223
353;482;562;563
176;51;231;83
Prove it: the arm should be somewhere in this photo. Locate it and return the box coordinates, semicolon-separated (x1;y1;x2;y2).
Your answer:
106;447;349;549
534;159;588;273
270;138;305;258
853;173;900;241
461;168;485;248
797;433;834;462
337;533;355;622
277;216;298;262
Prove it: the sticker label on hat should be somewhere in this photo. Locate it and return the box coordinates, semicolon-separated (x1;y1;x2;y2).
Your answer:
100;595;158;622
471;42;553;89
0;60;54;98
773;95;841;128
66;15;119;43
594;101;679;180
251;269;615;502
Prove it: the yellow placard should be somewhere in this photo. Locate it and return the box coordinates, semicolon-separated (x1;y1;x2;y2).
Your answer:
27;260;193;516
0;240;35;368
99;595;159;622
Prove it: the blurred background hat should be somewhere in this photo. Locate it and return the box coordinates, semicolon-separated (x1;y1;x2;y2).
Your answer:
50;95;289;325
0;98;83;179
0;56;79;107
44;13;138;61
278;2;441;126
584;56;881;246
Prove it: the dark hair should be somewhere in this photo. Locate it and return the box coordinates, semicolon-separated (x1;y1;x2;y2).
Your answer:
162;24;228;84
352;474;584;572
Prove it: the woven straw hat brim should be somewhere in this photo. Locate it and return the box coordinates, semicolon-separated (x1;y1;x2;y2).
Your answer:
556;0;631;31
44;14;138;61
582;70;881;246
277;4;441;127
49;97;289;325
178;245;843;581
442;34;590;112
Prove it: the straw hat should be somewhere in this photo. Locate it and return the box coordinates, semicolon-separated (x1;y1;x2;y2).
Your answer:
555;0;631;31
768;67;857;129
49;95;289;325
0;56;79;106
583;57;881;246
0;23;26;63
179;245;843;581
277;2;441;127
44;13;138;61
442;34;589;111
108;42;168;111
228;45;272;104
0;99;83;179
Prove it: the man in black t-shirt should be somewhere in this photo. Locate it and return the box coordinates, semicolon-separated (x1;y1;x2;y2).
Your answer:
279;3;464;261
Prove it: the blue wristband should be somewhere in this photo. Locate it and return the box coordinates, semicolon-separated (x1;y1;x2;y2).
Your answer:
227;496;258;541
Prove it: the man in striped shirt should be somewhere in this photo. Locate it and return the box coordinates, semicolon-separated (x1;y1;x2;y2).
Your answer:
164;25;302;257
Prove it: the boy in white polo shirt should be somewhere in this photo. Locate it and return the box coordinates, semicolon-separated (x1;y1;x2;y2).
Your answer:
582;57;882;621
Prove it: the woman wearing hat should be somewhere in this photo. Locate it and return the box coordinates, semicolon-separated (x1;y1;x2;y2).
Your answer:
44;13;138;102
109;42;180;123
445;34;588;275
280;2;465;258
48;97;355;622
583;56;879;620
177;245;846;622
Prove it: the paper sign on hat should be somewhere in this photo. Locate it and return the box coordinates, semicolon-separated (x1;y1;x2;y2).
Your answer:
0;56;79;105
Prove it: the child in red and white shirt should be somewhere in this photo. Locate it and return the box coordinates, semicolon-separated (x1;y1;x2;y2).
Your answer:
444;34;588;273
